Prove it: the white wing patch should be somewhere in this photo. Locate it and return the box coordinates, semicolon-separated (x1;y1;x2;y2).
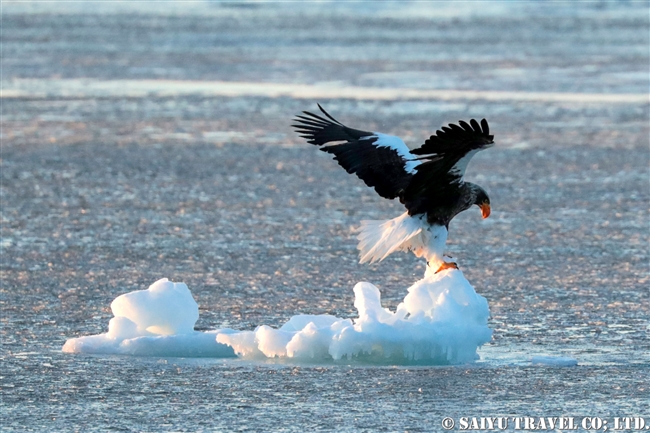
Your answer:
449;148;479;178
370;132;421;174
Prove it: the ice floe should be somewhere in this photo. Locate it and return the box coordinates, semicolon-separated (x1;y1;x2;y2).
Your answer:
62;278;236;358
531;356;578;367
63;269;492;365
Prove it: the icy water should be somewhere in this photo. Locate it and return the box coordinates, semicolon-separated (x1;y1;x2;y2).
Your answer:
2;1;649;431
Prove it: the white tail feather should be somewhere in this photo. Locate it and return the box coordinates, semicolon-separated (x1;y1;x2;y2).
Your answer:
356;213;425;264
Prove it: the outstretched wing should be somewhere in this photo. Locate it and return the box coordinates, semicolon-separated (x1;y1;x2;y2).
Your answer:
411;118;493;177
402;119;494;216
292;104;421;200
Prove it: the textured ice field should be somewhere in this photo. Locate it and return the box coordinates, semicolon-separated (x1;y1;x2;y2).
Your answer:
2;1;648;431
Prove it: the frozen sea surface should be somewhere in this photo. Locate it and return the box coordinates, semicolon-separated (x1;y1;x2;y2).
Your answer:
2;1;649;431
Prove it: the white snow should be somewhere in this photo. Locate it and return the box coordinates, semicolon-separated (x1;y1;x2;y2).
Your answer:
62;278;236;358
110;277;199;335
218;268;491;364
64;271;492;364
531;356;578;367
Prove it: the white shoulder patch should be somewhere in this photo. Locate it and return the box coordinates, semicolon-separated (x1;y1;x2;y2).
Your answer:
370;132;421;174
449;148;479;178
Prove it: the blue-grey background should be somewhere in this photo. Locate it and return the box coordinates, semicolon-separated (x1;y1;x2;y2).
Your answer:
2;1;648;431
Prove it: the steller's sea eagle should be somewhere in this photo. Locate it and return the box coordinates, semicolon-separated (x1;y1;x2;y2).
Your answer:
292;104;494;273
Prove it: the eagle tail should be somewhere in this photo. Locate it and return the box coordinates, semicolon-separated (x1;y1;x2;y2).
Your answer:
356;212;426;263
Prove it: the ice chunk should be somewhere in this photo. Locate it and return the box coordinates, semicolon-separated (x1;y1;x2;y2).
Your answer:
64;271;492;365
217;269;492;365
110;278;198;336
62;278;236;358
531;356;578;367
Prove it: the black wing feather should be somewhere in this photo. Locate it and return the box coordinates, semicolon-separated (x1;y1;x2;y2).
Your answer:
412;118;493;156
317;103;344;125
458;120;473;132
293;107;372;146
292;105;414;200
481;118;490;135
320;138;412;199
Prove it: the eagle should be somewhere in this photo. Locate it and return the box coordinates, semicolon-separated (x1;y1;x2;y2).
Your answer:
292;104;494;273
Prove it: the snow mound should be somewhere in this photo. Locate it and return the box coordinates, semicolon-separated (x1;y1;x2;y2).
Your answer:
63;270;492;365
531;356;578;367
62;278;236;358
218;268;492;364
